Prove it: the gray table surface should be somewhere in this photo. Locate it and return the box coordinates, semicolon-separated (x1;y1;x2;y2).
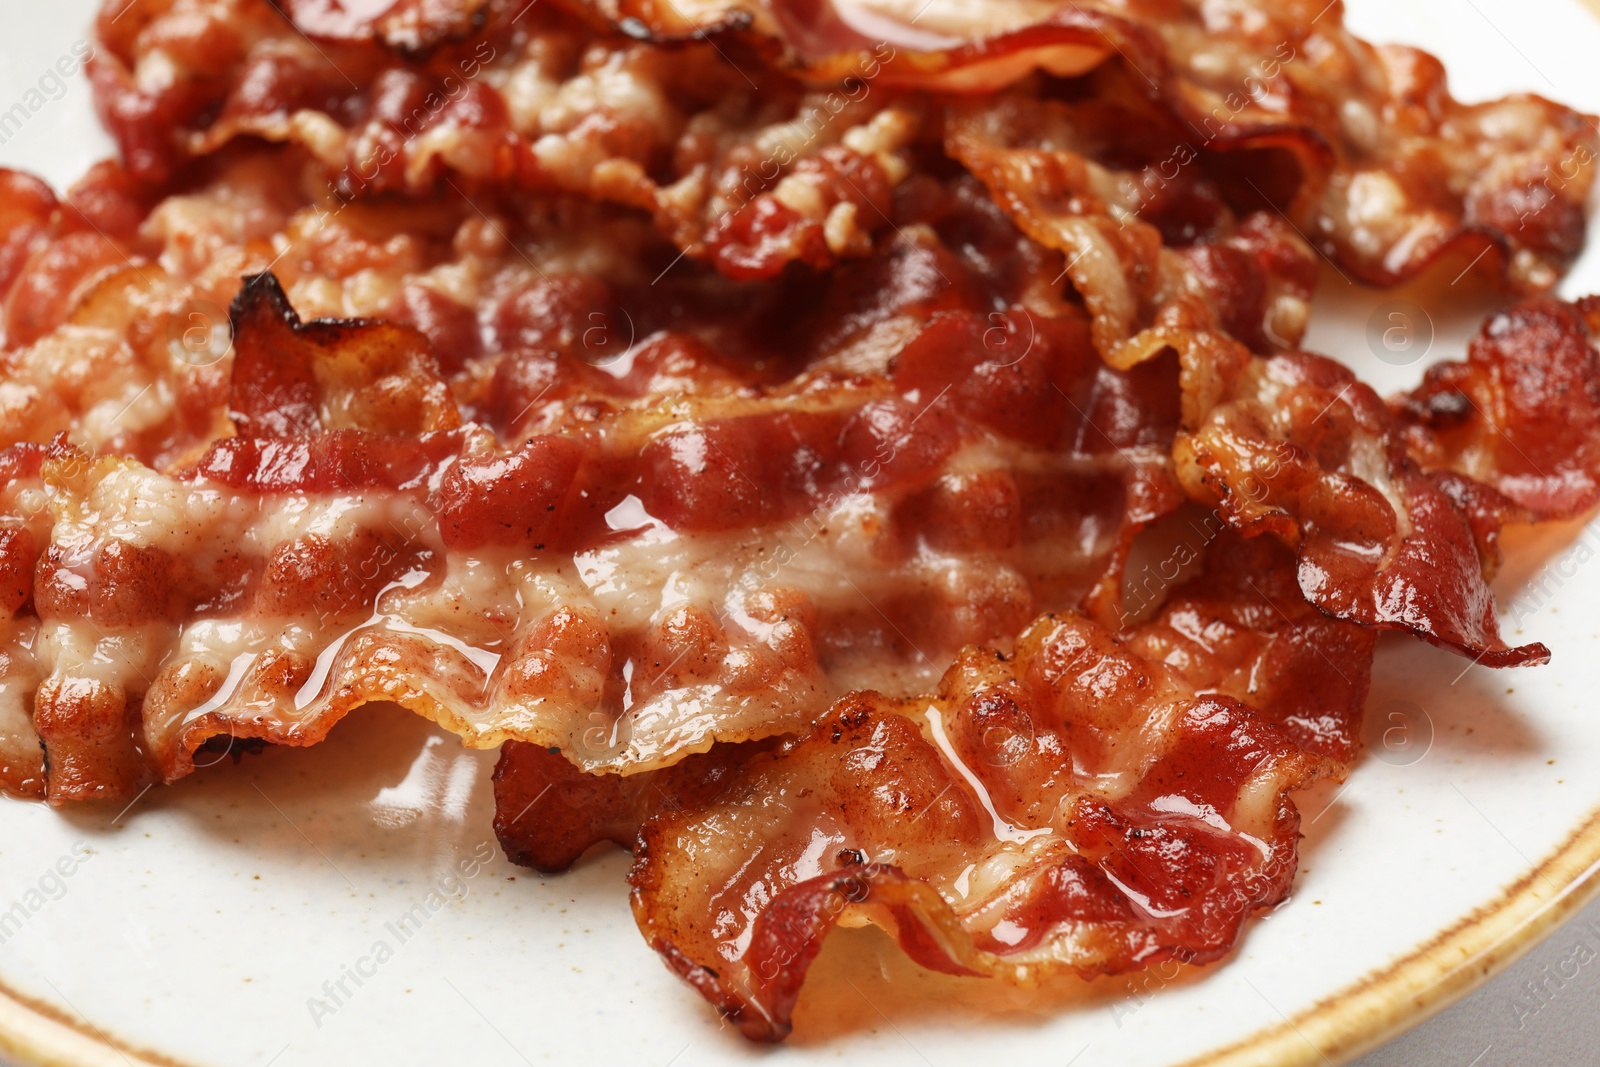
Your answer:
1351;889;1600;1066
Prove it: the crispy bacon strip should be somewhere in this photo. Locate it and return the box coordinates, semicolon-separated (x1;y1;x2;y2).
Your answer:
946;97;1572;666
0;250;234;469
614;0;1600;290
1127;530;1374;766
0;444;48;798
228;271;460;436
0;149;400;468
1177;349;1549;667
1396;297;1600;521
492;530;1373;857
88;0;1596;290
7;236;1186;799
495;551;1348;1039
942;98;1313;389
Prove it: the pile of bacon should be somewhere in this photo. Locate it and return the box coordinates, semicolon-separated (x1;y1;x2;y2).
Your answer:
2;0;1599;1040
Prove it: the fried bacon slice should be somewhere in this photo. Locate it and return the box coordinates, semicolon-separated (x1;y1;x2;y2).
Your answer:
494;534;1358;1039
0;162;222;465
1126;530;1374;767
606;0;1600;291
941;97;1313;389
0;444;48;798
947;95;1577;666
88;0;923;280
88;0;1597;291
5;218;1197;799
1176;347;1550;667
0;148;454;467
1396;296;1600;521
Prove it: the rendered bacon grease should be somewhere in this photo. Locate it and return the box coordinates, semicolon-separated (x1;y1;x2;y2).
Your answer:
1;0;1598;1041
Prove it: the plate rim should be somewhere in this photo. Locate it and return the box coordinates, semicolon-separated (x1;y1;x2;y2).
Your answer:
1;797;1597;1067
1181;801;1600;1067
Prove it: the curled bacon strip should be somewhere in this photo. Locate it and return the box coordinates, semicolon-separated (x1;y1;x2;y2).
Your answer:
5;233;1188;799
496;542;1346;1039
938;97;1320;451
87;0;1596;290
0;444;48;798
1127;530;1374;766
1396;297;1600;521
1177;349;1549;667
945;90;1572;667
228;271;461;437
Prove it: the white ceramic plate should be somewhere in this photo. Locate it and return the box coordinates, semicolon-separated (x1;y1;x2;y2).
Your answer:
2;2;1600;1065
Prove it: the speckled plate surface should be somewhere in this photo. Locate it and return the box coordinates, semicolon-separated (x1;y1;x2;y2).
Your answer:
2;2;1600;1065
